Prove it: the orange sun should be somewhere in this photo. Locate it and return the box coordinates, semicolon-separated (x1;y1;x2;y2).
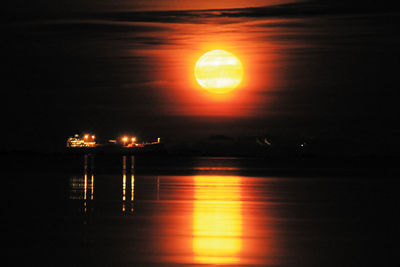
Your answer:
195;50;243;94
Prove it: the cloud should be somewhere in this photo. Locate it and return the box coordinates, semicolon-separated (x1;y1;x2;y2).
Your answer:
84;1;399;24
8;20;173;34
6;0;398;27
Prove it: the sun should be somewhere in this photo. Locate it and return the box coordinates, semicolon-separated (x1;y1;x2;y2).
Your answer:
195;50;243;94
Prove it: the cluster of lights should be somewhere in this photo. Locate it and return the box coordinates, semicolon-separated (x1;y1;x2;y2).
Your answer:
67;133;96;148
84;134;95;140
67;133;160;148
121;136;137;147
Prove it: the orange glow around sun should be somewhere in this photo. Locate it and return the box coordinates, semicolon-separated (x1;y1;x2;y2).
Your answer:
135;21;280;117
195;50;243;94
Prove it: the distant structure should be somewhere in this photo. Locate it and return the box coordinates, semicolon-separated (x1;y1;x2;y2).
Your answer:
66;133;160;149
120;135;160;147
66;134;97;148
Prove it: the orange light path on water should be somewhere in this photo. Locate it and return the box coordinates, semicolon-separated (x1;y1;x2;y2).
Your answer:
192;176;242;264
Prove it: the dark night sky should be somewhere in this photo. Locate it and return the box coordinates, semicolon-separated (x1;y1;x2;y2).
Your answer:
2;0;400;152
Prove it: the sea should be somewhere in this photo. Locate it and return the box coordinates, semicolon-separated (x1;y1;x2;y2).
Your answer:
4;154;400;266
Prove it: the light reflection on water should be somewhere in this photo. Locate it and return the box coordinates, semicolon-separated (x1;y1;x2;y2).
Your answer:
69;171;95;214
193;176;242;264
122;171;135;213
63;156;400;266
69;172;94;201
9;156;399;266
67;168;277;264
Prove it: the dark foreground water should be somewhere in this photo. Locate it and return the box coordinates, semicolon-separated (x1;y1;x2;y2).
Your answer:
5;156;400;266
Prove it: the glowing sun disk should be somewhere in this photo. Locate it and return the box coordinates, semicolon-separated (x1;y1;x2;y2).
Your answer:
195;50;243;94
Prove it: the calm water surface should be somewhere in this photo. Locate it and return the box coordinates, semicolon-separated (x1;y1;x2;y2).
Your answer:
6;156;399;266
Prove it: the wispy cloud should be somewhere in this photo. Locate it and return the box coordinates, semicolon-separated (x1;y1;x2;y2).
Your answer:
6;0;398;26
82;1;399;24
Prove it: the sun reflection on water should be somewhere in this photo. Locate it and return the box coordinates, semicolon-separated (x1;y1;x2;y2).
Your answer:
193;175;242;264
